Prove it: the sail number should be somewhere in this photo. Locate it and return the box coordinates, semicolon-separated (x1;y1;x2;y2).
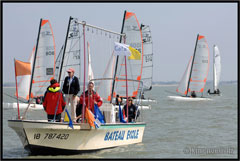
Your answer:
145;55;153;62
33;133;69;140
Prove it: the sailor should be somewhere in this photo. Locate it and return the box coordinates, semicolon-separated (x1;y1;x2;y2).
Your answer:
123;97;138;122
43;79;66;122
191;91;197;98
115;94;123;105
79;81;103;114
207;89;211;94
62;68;80;122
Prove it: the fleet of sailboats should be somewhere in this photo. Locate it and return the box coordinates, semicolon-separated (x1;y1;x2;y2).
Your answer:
6;10;224;155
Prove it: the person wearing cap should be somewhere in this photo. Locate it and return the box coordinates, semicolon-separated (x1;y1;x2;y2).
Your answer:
79;81;102;114
123;97;138;122
43;79;66;122
62;68;80;121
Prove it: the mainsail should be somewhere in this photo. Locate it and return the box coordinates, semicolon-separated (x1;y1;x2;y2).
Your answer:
30;19;56;98
176;34;209;97
213;45;221;91
58;17;81;87
114;11;143;98
141;24;153;91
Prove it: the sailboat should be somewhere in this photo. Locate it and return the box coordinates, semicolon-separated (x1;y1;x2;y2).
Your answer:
208;45;221;95
137;24;156;104
8;15;146;155
5;19;56;110
168;34;211;101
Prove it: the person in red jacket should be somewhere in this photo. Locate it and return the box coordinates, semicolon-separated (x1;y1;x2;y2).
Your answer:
43;79;66;122
79;81;102;114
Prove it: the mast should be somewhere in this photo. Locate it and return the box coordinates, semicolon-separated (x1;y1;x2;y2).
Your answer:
58;16;72;83
110;10;127;103
29;19;42;101
213;44;215;91
186;34;199;96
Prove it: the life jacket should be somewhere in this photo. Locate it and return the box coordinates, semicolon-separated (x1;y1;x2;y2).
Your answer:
43;83;66;115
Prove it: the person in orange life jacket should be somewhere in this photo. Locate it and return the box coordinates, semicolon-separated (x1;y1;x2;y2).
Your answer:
43;79;66;122
123;97;137;122
62;68;80;121
79;81;102;114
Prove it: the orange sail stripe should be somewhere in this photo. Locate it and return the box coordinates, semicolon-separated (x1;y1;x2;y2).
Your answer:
15;60;31;76
125;12;135;20
33;80;50;83
137;76;141;81
48;20;56;77
41;20;49;26
198;35;204;40
132;91;138;97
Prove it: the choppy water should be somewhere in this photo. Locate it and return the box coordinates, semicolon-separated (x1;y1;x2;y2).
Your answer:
2;84;238;158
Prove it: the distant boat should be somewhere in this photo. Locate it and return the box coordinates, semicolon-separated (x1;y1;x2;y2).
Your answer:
168;34;211;101
7;19;56;110
208;45;221;95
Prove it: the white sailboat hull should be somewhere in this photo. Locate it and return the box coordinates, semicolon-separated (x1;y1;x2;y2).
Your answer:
3;102;43;110
168;96;212;101
8;120;145;154
134;99;156;103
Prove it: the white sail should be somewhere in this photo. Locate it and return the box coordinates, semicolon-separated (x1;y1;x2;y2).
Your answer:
114;11;143;98
31;20;56;98
176;56;193;95
188;35;209;95
213;45;221;91
17;47;35;100
141;24;153;91
87;42;94;82
176;35;209;96
58;18;81;87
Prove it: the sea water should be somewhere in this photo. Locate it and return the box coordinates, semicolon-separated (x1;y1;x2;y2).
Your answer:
2;83;238;158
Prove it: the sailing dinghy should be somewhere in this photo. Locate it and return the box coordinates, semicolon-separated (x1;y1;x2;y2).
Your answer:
168;34;211;101
208;45;221;95
8;16;146;155
137;24;156;104
6;19;56;110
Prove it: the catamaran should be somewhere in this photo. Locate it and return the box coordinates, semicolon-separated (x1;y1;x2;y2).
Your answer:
208;45;221;95
168;34;211;101
8;13;146;155
5;19;56;110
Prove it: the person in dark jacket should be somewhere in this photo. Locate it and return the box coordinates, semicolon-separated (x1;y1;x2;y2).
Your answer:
43;79;66;122
62;68;80;122
123;97;137;122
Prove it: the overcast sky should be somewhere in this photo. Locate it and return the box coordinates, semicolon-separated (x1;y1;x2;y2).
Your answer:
3;2;237;83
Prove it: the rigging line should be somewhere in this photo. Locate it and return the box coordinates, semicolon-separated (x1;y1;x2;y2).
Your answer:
3;93;27;103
